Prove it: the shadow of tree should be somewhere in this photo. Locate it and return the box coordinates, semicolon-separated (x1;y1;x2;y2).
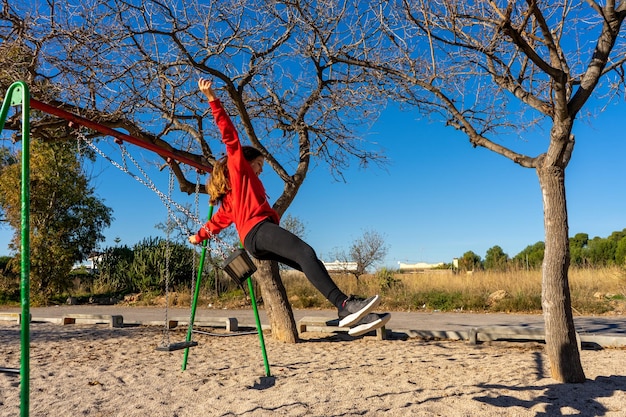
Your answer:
217;401;313;417
575;317;626;336
475;360;625;417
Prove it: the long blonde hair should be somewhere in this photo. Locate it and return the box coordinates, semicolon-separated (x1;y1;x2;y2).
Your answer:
207;157;229;205
207;146;263;205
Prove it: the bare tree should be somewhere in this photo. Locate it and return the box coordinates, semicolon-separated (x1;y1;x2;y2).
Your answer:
0;0;387;342
6;0;621;382
316;1;626;382
280;214;307;241
277;213;306;271
334;230;389;280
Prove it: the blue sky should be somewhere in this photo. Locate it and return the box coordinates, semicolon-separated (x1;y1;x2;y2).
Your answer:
1;100;624;268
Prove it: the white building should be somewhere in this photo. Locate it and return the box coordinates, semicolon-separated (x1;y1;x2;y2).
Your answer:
397;261;445;272
322;260;358;272
72;253;103;274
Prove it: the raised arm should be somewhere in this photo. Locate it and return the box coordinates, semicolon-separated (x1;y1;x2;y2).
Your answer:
199;79;240;155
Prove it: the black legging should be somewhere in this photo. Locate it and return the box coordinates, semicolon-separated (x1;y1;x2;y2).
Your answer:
244;220;347;308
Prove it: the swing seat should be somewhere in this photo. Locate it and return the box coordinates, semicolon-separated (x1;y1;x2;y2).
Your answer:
156;340;198;352
222;248;257;285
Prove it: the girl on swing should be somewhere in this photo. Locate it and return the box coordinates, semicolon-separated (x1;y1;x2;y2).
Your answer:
188;78;390;337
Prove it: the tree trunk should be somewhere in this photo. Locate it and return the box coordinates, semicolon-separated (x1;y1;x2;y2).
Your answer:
537;165;586;383
253;258;299;343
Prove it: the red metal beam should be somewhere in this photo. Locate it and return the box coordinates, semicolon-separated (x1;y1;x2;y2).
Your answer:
29;98;212;173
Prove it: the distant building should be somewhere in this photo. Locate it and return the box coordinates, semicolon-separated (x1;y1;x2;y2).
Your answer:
72;252;103;274
397;261;445;272
323;260;358;273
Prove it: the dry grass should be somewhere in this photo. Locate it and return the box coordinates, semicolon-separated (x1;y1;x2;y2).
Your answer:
37;267;625;316
279;267;626;315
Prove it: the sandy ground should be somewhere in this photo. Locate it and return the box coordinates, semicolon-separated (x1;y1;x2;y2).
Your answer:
1;322;625;417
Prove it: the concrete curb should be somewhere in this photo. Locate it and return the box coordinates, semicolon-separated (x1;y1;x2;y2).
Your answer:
3;311;626;348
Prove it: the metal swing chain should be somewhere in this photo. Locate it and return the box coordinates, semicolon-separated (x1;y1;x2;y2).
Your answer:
192;171;200;283
119;142;233;259
117;142;192;234
77;133;233;259
161;169;175;348
79;132;190;233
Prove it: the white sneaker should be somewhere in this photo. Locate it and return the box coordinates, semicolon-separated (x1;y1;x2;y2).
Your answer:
338;295;381;327
348;312;391;337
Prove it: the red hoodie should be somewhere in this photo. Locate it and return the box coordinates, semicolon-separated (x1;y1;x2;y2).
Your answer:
195;99;280;244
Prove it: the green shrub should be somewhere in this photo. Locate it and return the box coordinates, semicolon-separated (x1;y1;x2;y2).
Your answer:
0;288;20;304
572;298;613;315
412;290;465;311
490;293;542;312
376;267;402;293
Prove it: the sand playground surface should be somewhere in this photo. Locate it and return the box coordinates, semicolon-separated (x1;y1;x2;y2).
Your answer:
1;322;625;417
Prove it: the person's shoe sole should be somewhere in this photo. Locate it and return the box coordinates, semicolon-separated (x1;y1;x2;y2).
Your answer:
348;312;391;337
338;295;380;327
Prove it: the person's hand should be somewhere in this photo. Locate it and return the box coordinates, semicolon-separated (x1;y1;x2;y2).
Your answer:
198;78;217;101
188;235;201;245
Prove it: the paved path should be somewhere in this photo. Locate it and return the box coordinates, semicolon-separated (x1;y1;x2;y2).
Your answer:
2;305;625;338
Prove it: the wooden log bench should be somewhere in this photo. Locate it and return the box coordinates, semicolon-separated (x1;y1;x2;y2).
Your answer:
468;325;581;350
61;314;124;328
297;316;387;340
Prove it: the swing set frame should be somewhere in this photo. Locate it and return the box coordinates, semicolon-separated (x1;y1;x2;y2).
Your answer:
0;81;270;417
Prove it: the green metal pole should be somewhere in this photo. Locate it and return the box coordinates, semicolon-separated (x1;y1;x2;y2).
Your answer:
246;275;271;377
182;205;214;371
19;82;31;417
0;82;32;417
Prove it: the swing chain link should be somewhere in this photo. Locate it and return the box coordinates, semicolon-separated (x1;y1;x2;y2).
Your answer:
77;132;233;258
161;169;175;348
191;172;201;291
73;131;243;343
